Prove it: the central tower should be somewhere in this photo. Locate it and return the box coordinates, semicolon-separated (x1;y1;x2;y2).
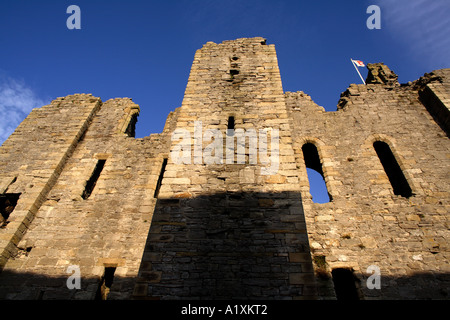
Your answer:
134;37;316;299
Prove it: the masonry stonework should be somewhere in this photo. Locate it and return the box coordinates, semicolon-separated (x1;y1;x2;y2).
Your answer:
0;37;448;300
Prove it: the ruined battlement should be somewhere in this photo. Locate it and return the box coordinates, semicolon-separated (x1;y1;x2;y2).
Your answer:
0;38;448;300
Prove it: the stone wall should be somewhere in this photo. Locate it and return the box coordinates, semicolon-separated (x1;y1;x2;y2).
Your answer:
0;37;448;300
134;37;315;299
287;65;450;299
0;95;175;299
0;95;101;271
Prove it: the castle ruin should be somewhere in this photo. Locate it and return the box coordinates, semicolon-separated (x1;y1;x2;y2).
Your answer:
0;37;449;300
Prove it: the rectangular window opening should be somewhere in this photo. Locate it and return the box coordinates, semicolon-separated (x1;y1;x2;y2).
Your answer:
332;268;360;300
227;116;235;131
95;266;117;300
82;160;106;200
0;193;21;228
154;158;168;198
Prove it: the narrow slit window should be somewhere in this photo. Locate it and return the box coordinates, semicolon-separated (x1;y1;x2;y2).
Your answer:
227;116;235;131
82;160;106;200
0;193;21;228
302;143;332;203
154;158;168;198
125;113;138;138
332;268;360;300
373;141;412;198
95;266;117;300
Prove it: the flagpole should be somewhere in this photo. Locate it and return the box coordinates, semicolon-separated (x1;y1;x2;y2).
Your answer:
351;59;366;84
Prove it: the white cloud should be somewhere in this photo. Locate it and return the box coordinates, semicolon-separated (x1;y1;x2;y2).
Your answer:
377;0;450;68
0;74;49;145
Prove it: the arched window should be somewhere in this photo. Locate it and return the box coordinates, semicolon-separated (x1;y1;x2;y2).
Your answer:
302;143;332;203
373;141;412;198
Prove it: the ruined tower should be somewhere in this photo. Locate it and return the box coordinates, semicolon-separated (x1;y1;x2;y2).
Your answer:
0;37;449;300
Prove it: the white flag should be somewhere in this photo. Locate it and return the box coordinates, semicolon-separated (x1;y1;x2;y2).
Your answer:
352;59;365;67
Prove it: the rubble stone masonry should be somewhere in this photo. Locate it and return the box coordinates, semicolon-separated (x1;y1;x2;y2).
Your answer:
0;37;448;299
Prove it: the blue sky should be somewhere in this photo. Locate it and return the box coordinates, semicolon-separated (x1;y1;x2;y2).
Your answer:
1;0;449;202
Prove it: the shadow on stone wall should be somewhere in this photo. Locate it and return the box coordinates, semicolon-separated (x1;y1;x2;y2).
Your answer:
1;265;449;300
0;190;449;300
134;191;450;300
134;191;314;300
314;269;450;300
0;268;139;300
0;262;450;300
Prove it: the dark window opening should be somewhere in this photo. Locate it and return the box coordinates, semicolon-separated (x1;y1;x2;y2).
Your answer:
154;158;168;198
95;266;116;300
302;143;332;203
332;268;360;300
37;290;45;300
125;113;138;138
227;116;235;131
82;160;106;200
373;141;412;198
0;193;21;228
230;69;239;76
